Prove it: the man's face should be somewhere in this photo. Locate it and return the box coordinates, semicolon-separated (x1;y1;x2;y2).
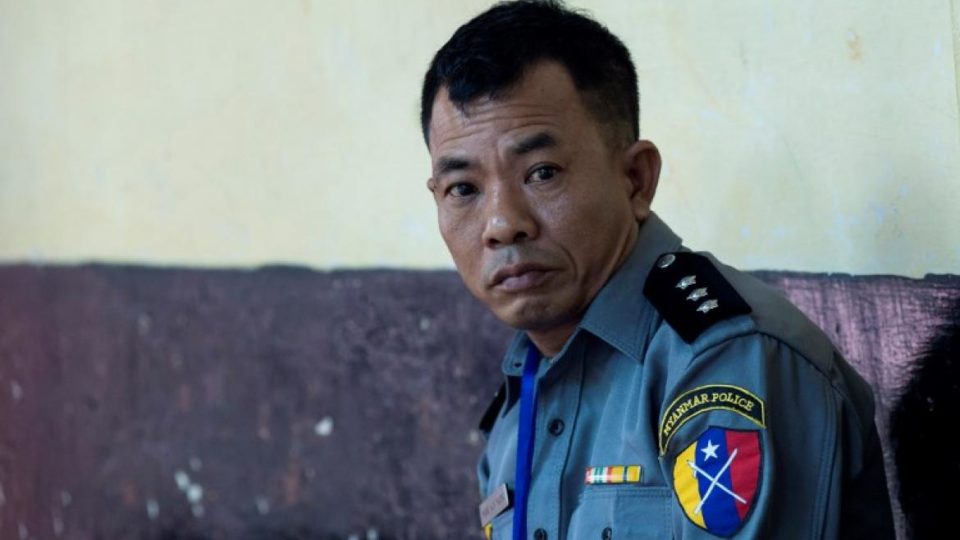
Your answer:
427;61;657;341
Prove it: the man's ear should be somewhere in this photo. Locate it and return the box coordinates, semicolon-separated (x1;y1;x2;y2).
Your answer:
622;140;661;222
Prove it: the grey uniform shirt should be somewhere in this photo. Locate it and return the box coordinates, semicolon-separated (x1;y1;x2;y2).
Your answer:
477;213;894;539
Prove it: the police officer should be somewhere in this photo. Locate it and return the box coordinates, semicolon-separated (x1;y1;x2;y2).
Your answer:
420;2;895;538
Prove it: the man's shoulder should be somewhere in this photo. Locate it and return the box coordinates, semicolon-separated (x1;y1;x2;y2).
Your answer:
644;250;836;370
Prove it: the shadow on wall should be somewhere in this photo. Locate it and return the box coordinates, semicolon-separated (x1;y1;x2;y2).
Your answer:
891;301;960;540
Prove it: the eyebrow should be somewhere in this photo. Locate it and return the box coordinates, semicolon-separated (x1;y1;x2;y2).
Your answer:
509;131;557;156
433;132;557;177
433;156;473;177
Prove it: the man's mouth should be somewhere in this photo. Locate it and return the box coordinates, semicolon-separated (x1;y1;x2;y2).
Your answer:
491;263;554;292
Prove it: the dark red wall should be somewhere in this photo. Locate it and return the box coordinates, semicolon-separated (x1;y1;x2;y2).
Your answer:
0;265;957;539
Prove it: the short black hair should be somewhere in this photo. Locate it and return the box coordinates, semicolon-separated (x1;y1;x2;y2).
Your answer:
420;0;639;147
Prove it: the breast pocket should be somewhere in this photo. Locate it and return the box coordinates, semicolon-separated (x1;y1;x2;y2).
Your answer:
567;486;673;540
490;509;513;540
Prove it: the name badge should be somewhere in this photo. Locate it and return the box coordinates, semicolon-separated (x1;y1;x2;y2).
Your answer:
478;483;511;527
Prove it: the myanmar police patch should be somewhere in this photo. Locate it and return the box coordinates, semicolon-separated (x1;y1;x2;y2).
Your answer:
672;427;762;537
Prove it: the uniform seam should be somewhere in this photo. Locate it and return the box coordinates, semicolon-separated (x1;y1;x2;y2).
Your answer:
810;382;838;540
691;329;868;437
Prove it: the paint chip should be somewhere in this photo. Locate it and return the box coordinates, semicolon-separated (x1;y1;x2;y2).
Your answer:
0;481;5;507
52;516;64;536
468;429;482;446
366;528;380;540
137;313;152;336
256;496;270;515
189;457;203;472
11;381;23;401
187;484;203;503
314;417;334;437
191;503;205;518
146;499;160;520
60;491;72;507
18;523;28;540
174;470;191;491
419;317;431;331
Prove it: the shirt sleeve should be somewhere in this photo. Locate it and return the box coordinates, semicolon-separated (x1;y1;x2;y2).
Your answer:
657;333;894;539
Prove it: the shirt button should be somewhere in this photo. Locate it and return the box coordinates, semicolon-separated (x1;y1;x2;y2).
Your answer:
602;527;613;540
548;418;565;436
534;529;548;540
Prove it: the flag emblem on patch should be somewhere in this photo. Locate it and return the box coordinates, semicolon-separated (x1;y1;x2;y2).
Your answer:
584;465;642;485
672;427;761;537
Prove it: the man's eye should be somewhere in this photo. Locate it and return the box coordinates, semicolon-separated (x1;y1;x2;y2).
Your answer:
528;166;558;183
447;182;478;198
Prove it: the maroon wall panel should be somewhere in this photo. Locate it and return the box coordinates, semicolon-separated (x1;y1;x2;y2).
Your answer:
0;265;957;539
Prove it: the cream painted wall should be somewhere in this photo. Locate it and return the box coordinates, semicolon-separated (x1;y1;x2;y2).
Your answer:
1;0;957;276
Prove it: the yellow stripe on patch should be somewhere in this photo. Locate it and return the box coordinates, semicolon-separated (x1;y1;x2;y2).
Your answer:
673;442;706;528
483;523;492;540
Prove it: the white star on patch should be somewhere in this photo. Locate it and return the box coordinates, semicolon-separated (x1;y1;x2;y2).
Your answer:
701;440;719;461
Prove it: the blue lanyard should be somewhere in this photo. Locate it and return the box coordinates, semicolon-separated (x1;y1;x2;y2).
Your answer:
512;344;541;540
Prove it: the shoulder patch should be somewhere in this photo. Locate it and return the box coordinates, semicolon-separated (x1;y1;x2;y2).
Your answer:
643;252;752;343
672;426;763;537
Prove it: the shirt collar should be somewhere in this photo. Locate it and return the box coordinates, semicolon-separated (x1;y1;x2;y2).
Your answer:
579;212;683;360
501;212;683;375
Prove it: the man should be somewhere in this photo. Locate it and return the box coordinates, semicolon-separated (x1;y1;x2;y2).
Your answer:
420;1;895;538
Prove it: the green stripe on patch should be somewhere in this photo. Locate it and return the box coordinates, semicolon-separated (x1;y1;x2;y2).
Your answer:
658;384;765;455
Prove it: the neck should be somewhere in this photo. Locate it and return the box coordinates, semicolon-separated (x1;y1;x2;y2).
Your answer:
526;320;579;357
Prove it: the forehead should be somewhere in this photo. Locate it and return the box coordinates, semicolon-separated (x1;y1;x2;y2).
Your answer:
427;61;595;158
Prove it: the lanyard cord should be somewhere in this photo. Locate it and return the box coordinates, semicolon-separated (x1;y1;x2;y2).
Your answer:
512;344;541;540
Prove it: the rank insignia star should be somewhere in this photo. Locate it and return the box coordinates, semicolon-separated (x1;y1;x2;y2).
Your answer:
697;299;719;314
686;287;708;302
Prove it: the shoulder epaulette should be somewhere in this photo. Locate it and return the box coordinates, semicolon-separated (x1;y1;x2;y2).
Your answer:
643;252;752;343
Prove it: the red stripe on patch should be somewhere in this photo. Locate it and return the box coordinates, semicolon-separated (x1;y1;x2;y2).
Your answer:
725;430;761;520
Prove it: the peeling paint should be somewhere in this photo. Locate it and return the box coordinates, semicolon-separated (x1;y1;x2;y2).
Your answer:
146;498;160;520
314;416;334;437
174;470;191;491
187;484;203;504
11;381;23;401
255;496;270;515
137;313;152;336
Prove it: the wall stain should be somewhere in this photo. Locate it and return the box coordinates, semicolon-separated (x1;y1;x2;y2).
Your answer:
846;29;864;61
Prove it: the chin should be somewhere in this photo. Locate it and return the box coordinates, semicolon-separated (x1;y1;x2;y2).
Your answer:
494;298;569;332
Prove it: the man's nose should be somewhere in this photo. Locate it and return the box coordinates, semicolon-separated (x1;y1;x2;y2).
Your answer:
481;185;538;248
